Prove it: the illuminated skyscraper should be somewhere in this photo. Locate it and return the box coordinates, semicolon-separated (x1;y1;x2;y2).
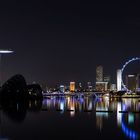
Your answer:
60;85;65;93
104;75;110;83
70;82;75;92
117;69;122;91
96;82;108;91
96;66;108;91
96;66;103;82
110;84;116;91
126;74;140;92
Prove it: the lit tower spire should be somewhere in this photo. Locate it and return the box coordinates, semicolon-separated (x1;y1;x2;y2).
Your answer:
0;49;14;85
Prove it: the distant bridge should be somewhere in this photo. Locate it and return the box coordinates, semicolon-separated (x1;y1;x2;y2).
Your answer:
43;91;106;98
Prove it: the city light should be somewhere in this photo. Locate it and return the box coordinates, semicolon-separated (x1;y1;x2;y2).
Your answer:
70;82;75;92
0;49;14;85
0;49;14;54
117;69;122;91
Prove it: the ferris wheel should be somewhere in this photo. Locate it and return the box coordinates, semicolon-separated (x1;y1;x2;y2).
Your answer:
121;57;140;90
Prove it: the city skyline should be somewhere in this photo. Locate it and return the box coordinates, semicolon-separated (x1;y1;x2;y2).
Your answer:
0;2;140;139
1;1;140;87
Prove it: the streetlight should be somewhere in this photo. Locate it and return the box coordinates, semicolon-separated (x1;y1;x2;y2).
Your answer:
0;49;14;86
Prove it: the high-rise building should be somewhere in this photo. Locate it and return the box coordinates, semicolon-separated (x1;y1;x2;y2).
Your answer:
96;66;103;82
110;84;116;91
96;82;108;91
117;69;122;91
96;65;109;91
77;82;83;92
60;85;65;93
104;75;111;90
104;76;111;83
126;74;140;92
70;82;75;92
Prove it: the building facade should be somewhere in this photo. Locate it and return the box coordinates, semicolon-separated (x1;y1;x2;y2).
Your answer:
70;82;75;92
117;69;122;91
96;65;103;82
126;74;140;92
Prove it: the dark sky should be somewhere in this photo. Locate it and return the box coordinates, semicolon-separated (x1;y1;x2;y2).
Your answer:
0;1;140;87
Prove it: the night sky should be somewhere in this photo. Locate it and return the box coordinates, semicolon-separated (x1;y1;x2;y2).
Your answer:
1;1;140;87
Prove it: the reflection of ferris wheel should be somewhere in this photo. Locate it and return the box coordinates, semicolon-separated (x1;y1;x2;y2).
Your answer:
121;57;140;90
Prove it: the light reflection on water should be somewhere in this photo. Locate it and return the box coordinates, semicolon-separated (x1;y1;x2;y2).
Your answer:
42;95;140;140
0;95;140;140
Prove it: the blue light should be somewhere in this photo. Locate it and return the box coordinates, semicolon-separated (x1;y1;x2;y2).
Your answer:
60;102;64;111
121;121;138;140
79;98;84;104
122;104;126;111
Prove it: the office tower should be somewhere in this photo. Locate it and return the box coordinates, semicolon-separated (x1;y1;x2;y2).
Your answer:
104;76;111;83
96;65;103;82
117;69;122;91
96;66;108;91
126;74;140;92
96;82;108;91
60;85;65;93
110;84;116;91
70;82;75;92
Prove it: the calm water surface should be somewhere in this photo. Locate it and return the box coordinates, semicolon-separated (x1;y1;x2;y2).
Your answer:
0;94;140;140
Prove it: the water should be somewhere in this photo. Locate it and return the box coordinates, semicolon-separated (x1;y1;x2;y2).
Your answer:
0;94;140;140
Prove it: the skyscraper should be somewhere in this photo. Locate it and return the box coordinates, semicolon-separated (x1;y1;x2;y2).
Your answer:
96;65;108;91
96;82;108;91
117;69;122;91
104;75;111;83
70;82;75;92
96;66;103;82
60;85;65;93
126;74;140;92
110;84;116;91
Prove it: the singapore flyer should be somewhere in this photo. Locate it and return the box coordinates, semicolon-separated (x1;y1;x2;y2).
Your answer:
121;57;140;91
